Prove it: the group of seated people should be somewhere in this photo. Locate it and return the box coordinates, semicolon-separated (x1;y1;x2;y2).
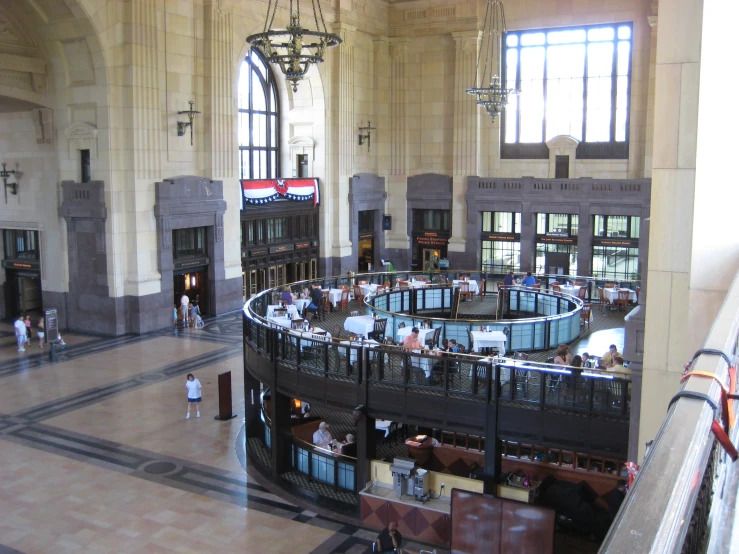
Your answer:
502;271;538;287
551;343;632;377
311;421;357;456
400;327;464;353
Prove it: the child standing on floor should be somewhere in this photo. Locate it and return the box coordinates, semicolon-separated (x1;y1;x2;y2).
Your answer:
185;373;202;419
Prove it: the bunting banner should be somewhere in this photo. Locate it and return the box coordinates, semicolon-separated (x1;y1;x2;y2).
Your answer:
241;178;320;207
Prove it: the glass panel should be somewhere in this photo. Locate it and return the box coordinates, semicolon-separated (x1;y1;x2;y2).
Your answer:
536;213;547;235
251;49;268;81
506;34;518;47
606;216;628;236
547;214;569;233
585;42;614;142
618;26;631;40
252;78;267;112
238;112;250;147
271;151;277;179
253;114;267;147
504;49;518;143
545;43;585;141
519;46;545;142
615;75;628;141
520;32;546;46
237;61;250;109
593;215;605;237
617;41;631;76
270;115;277;146
241;149;250;179
588;27;615;42
631;216;640;239
571;215;579;236
493;212;513;233
260;151;267;179
547;29;586;44
252;151;261;179
482;212;492;233
514;213;521;233
592;246;639;280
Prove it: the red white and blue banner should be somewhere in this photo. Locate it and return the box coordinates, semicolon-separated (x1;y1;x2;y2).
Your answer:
241;178;320;207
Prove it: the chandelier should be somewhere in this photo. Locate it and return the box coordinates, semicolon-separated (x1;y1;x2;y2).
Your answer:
247;0;342;93
466;0;519;122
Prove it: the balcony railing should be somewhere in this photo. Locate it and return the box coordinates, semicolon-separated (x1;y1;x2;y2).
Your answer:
600;271;739;553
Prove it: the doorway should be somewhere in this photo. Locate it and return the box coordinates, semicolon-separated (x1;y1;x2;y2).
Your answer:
358;237;374;272
422;249;441;271
4;270;42;317
174;268;208;316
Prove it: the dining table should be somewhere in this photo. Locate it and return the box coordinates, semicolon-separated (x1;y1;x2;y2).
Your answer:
452;279;479;294
559;285;583;297
360;283;380;296
266;304;299;318
375;419;394;438
323;288;347;308
294;298;311;314
470;330;507;356
603;287;637;303
339;339;380;364
344;315;376;338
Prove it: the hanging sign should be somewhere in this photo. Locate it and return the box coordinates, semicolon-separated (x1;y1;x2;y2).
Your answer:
241;178;320;206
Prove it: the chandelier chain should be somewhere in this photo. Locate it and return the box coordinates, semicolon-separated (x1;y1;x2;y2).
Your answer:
265;0;276;33
314;0;328;34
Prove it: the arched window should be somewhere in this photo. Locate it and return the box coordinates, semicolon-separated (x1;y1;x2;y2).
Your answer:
238;48;280;178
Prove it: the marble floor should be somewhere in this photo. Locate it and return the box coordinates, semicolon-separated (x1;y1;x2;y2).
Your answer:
0;315;389;554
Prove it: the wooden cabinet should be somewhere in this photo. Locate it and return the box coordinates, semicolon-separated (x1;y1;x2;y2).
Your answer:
359;493;451;547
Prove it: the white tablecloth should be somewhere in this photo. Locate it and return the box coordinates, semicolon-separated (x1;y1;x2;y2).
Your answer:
406;281;430;289
559;285;583;297
603;288;637;303
376;419;394;438
407;350;435;378
266;304;299;318
470;330;507;356
294;298;311;313
344;315;376;338
453;279;479;294
360;283;380;296
323;288;347;308
397;326;438;344
339;339;380;363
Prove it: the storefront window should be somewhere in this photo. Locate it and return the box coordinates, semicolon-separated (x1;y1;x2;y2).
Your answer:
3;230;39;260
173;228;207;260
536;213;578;236
592;246;639;280
266;217;289;243
535;243;578;275
412;209;450;233
482;212;521;233
593;215;640;238
482;240;521;273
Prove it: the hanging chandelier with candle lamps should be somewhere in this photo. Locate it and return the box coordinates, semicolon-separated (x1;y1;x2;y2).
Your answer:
247;0;342;93
466;0;519;122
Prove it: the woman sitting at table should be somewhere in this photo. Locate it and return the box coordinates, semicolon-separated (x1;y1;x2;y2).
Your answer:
402;327;424;350
553;344;573;366
280;286;295;305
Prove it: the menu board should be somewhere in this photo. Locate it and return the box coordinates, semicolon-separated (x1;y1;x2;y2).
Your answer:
44;309;60;343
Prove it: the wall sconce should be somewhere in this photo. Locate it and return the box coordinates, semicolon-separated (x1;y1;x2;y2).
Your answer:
191;274;197;288
358;121;376;152
177;100;201;146
0;162;18;203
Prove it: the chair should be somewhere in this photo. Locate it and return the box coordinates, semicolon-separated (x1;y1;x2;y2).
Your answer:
353;285;365;305
398;322;405;328
531;284;541;290
273;308;287;317
291;318;305;329
478;279;486;300
399;281;409;290
577;286;587;300
338;289;350;311
598;287;612;312
581;304;592;327
551;282;561;294
616;289;630;311
460;281;472;302
466;328;474;352
497;281;506;292
425;327;441;349
332;323;343;339
635;286;641;304
368;318;387;342
605;283;617;289
573;281;584;286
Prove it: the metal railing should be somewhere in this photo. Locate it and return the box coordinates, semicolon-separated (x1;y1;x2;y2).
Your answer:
600;272;739;553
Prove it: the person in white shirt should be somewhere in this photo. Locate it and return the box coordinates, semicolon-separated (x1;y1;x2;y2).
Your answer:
312;421;335;449
185;373;202;419
14;315;27;352
180;294;190;321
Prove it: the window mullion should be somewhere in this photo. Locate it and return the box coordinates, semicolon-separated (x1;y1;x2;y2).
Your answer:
541;43;548;142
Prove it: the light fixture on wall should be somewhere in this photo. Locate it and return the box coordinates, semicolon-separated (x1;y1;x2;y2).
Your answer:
0;162;18;203
177;100;201;145
358;121;376;151
247;0;342;93
466;0;519;122
191;274;197;288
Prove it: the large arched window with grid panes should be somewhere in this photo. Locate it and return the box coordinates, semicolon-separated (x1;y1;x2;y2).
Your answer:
238;48;280;179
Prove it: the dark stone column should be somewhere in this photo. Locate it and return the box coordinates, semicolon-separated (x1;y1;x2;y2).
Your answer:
356;412;376;491
483;371;502;495
270;390;293;478
520;201;534;273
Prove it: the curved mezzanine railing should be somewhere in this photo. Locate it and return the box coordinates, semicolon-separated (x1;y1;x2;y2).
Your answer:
243;275;632;458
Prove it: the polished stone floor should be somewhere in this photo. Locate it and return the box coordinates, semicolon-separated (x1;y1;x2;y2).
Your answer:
0;315;388;554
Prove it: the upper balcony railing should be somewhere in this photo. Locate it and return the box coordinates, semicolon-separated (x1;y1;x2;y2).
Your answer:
600;272;739;553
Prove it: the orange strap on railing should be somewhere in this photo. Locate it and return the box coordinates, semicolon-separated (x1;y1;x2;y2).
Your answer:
681;371;734;429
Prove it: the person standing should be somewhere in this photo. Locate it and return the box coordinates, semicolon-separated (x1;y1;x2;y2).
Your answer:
37;316;45;349
24;314;32;341
173;304;178;327
185;373;202;419
14;315;27;353
180;292;190;322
